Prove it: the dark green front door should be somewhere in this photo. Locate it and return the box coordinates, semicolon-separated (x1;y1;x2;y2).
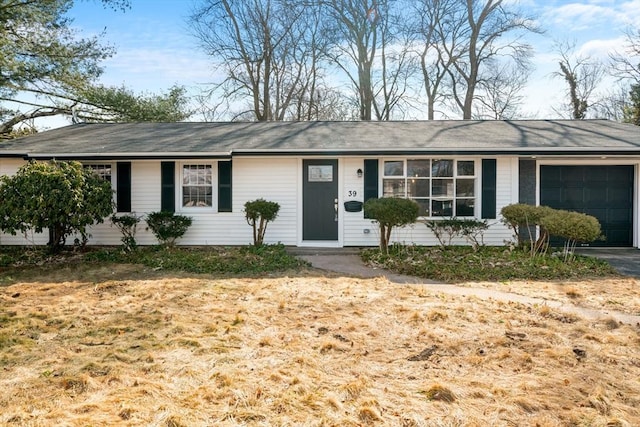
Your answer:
303;159;338;241
540;165;634;247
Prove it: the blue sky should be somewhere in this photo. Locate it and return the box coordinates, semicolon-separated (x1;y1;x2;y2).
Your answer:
62;0;640;124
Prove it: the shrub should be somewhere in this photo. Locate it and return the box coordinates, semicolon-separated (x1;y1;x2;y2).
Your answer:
244;199;280;246
111;214;141;252
0;160;113;253
364;197;419;252
501;203;602;260
541;210;602;260
424;218;488;251
145;211;193;246
501;204;555;255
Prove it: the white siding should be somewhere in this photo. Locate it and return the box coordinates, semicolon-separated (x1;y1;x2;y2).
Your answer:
88;161;161;245
0;155;525;247
87;158;299;246
0;159;49;245
174;158;298;245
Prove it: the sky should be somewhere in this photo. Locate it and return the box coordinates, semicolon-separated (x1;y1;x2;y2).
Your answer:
51;0;640;128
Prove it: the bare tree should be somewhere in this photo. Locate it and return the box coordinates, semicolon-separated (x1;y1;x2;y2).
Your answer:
190;0;328;121
412;0;462;119
322;0;380;120
592;84;631;122
552;40;606;119
322;0;415;120
473;62;528;119
371;1;417;120
439;0;538;119
610;27;640;84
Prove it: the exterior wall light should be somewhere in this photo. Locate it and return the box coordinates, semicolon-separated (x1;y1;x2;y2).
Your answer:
357;168;363;178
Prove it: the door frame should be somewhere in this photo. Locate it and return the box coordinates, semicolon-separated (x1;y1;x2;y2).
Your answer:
536;159;639;249
298;158;343;247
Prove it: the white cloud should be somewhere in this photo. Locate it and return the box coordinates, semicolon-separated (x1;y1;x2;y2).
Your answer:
619;0;640;25
578;36;628;58
103;48;219;88
544;3;618;31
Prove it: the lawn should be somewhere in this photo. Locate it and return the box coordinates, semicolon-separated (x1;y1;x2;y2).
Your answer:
1;248;639;426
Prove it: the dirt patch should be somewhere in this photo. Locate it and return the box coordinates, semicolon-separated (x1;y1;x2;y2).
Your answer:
1;268;639;426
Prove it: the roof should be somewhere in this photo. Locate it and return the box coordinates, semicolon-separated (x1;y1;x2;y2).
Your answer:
1;120;639;159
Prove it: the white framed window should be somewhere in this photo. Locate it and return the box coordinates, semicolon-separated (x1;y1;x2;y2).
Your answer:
382;159;476;217
181;164;213;208
86;164;113;182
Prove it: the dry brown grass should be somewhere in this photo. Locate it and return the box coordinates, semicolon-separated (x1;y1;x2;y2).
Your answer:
460;277;640;315
1;266;640;426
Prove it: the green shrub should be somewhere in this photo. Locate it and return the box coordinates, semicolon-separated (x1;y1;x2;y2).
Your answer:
541;210;602;260
501;204;602;260
244;199;280;247
364;197;419;252
501;204;555;255
111;214;141;252
424;218;489;251
0;160;114;253
145;211;193;246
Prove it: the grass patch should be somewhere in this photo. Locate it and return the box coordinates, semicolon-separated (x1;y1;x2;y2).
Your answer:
1;244;307;277
87;244;306;275
361;245;617;282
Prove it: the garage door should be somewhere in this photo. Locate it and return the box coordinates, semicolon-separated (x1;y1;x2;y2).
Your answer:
540;165;634;247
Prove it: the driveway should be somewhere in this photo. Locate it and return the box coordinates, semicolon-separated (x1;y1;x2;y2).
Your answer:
576;248;640;278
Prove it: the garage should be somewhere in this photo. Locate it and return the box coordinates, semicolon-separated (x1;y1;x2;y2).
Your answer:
540;165;634;247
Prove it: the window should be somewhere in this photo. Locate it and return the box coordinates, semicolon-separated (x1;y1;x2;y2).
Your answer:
86;164;112;182
382;159;476;217
182;164;212;207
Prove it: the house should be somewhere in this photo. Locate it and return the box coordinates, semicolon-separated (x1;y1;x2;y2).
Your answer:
1;120;639;248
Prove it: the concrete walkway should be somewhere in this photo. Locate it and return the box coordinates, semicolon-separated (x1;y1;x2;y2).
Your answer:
297;251;640;326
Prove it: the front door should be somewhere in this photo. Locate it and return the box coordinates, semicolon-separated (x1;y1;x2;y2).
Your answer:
303;159;339;241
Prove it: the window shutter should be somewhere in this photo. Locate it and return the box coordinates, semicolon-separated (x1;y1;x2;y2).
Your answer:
160;161;175;212
116;162;132;213
363;159;379;201
218;160;232;212
363;159;379;218
481;159;497;219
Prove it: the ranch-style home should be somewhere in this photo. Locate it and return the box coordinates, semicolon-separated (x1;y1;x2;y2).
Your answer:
0;120;639;249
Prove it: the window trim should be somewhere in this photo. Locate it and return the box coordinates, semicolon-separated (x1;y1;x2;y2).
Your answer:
85;163;114;183
178;162;217;211
381;158;478;218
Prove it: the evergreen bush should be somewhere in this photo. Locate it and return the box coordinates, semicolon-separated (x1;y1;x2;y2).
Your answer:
364;197;419;252
244;199;280;246
146;211;193;246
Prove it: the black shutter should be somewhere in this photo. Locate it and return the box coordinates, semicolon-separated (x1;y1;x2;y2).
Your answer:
363;159;379;201
363;159;379;218
481;159;497;219
160;161;175;212
116;162;131;213
218;160;232;212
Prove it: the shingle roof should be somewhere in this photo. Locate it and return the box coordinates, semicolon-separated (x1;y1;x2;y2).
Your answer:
1;120;639;159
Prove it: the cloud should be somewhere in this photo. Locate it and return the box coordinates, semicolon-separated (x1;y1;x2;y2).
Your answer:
544;3;618;31
543;1;640;31
578;36;628;58
619;0;640;26
103;48;219;87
